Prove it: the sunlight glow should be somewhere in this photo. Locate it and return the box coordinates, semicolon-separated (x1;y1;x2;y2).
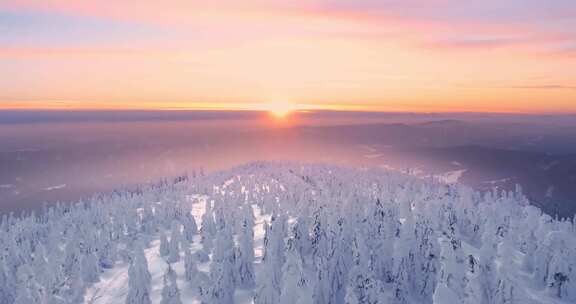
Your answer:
261;101;298;119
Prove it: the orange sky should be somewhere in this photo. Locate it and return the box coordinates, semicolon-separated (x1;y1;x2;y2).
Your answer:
1;1;575;113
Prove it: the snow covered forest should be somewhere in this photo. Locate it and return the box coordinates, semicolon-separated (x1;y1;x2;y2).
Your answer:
1;162;575;304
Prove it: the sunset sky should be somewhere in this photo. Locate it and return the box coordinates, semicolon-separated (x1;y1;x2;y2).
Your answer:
1;0;576;113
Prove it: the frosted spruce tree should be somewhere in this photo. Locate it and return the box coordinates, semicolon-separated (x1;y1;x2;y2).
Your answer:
345;234;382;304
160;264;182;304
328;218;353;304
255;219;284;304
206;225;236;304
182;211;198;243
200;200;217;253
167;222;181;263
81;251;101;284
0;260;15;304
440;237;467;301
159;232;170;257
125;242;151;304
235;207;256;289
280;238;312;304
184;247;199;282
292;217;311;260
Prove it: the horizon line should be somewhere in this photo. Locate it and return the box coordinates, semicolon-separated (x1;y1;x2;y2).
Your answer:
2;99;576;115
1;107;576;116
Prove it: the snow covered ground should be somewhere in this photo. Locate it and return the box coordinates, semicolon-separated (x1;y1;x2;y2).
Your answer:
433;169;467;184
1;162;575;304
85;196;270;304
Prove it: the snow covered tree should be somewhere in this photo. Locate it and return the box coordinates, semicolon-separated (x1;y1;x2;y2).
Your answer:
66;252;87;303
126;243;151;304
167;223;181;263
182;212;198;243
1;161;574;304
14;265;40;304
292;217;311;259
255;258;281;304
327;218;353;304
235;209;256;289
521;230;538;273
13;284;35;304
310;208;328;263
63;237;81;277
159;232;170;257
201;201;217;252
255;218;285;304
413;220;440;303
97;236;117;269
160;264;182;304
81;251;100;284
345;234;382;304
206;226;236;304
184;247;199;282
475;230;498;304
0;260;15;304
280;238;311;304
313;256;332;304
440;237;467;300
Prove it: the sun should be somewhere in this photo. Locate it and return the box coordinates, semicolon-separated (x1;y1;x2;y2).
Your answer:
262;101;297;119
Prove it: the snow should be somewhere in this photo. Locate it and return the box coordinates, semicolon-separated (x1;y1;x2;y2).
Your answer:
87;198;208;304
483;177;515;185
43;183;67;191
434;169;466;184
2;161;575;304
451;161;463;167
433;283;459;303
86;196;270;304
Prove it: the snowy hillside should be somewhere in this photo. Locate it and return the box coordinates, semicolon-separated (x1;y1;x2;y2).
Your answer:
1;162;575;304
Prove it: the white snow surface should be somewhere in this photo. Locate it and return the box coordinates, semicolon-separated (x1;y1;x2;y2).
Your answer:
85;196;268;304
43;183;67;191
1;162;575;304
433;169;467;184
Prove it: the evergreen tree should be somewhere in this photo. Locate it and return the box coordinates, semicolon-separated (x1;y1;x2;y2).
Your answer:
167;223;181;263
126;243;151;304
159;232;170;257
440;237;467;300
345;234;381;304
292;217;311;259
160;264;182;304
280;239;310;304
236;210;256;289
201;201;216;252
182;212;198;243
311;208;328;262
81;251;101;284
255;219;283;304
0;260;15;304
184;247;199;282
206;226;236;304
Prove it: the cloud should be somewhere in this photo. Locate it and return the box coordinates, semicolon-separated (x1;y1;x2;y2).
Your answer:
323;0;576;23
550;43;576;57
0;10;169;48
455;83;576;91
506;85;576;91
424;36;524;49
